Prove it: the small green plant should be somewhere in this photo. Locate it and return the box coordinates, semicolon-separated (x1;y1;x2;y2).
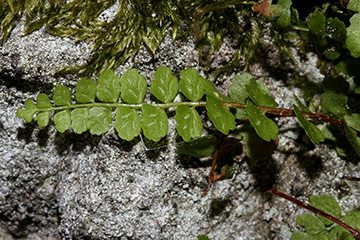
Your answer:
17;67;360;176
269;189;360;240
197;235;211;240
16;66;360;201
16;66;360;161
1;0;265;75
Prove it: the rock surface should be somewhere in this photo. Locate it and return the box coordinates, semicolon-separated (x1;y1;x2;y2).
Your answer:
1;15;360;240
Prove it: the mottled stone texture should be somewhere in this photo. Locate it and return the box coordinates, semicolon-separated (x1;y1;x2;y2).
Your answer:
1;16;359;240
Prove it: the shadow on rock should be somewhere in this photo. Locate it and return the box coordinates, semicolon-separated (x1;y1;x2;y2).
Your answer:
0;69;54;94
208;197;232;219
296;152;323;179
177;154;211;169
246;156;278;192
16;122;38;144
54;131;102;155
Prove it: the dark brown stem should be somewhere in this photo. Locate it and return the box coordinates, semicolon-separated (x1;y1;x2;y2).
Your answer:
201;144;219;198
220;102;360;137
201;136;242;197
345;176;360;181
268;189;360;240
223;102;343;126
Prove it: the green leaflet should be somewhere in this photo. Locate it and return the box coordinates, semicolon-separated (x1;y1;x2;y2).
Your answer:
245;78;278;107
348;0;360;12
321;76;349;117
344;113;360;132
175;105;202;142
114;106;141;141
76;78;96;103
179;68;204;101
16;109;33;123
311;17;347;60
296;213;327;236
316;37;342;60
228;73;275;119
16;99;37;123
141;104;168;142
37;93;52;109
36;94;52;127
299;12;347;61
322;76;349;94
228;73;252;120
346;13;360;58
53;85;70;106
310;195;341;226
343;208;360;234
291;231;313;240
88;107;112;135
150;66;178;103
328;225;353;240
120;69;147;104
71;108;89;134
96;69;121;102
202;77;232;102
54;110;71;133
308;11;326;42
206;95;235;135
246;100;278;142
177;135;217;158
228;73;254;103
321;91;349;116
326;17;347;44
276;0;292;29
25;99;37;110
294;95;311;113
322;124;354;157
37;111;50;127
327;209;360;240
343;121;360;157
335;58;359;77
294;105;324;144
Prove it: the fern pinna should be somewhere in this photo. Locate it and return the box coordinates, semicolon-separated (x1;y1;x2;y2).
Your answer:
17;66;360;157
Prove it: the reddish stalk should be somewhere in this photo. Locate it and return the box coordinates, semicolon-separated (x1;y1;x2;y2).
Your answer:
201;147;219;198
345;176;360;181
201;137;242;197
222;102;343;126
220;102;360;137
268;189;360;240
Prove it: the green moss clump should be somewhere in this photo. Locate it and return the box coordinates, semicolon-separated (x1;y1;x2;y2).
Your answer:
1;0;278;76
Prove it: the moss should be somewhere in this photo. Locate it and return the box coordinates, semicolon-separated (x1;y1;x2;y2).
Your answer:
0;0;294;77
1;0;192;75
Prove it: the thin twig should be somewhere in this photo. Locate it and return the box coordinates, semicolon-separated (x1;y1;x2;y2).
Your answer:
345;176;360;181
221;101;360;137
268;189;360;240
222;102;343;128
201;147;219;198
201;137;243;197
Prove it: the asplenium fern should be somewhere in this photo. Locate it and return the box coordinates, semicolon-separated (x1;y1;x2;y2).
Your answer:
17;66;220;142
16;66;360;157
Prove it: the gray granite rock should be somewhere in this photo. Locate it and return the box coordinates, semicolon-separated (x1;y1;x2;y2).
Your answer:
1;15;360;240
